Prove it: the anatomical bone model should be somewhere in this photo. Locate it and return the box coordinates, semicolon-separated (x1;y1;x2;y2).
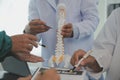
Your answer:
49;3;71;68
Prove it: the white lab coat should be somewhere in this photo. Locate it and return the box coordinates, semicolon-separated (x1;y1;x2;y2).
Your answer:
28;0;99;67
91;8;120;80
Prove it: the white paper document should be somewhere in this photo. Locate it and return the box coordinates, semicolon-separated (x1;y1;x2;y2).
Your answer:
60;70;88;80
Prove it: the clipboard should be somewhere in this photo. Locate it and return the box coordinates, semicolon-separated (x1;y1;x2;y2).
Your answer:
31;67;88;80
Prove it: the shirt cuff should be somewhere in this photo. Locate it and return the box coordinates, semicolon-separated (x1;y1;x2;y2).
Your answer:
24;24;30;33
90;49;112;72
86;51;105;79
72;24;79;39
87;71;103;80
90;51;104;69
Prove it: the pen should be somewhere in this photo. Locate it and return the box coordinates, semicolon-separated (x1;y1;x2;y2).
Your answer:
34;24;52;29
72;50;93;71
36;42;47;48
31;67;41;80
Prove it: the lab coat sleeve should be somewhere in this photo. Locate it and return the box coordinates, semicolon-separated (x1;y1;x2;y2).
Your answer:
88;9;117;79
28;0;40;21
28;0;42;41
73;0;99;39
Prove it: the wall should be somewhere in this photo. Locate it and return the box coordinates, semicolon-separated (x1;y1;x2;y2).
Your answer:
94;0;107;38
0;0;29;35
94;0;120;38
108;0;120;4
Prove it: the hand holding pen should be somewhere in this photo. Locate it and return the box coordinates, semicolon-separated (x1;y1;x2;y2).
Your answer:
24;19;52;35
72;50;93;70
70;49;93;71
36;42;47;48
70;49;103;72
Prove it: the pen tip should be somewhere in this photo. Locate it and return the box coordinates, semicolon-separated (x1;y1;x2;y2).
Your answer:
69;67;76;73
41;45;46;48
72;67;76;70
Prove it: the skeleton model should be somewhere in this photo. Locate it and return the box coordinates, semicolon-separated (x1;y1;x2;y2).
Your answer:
49;3;71;68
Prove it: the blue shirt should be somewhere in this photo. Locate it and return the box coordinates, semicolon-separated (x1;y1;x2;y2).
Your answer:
29;0;99;67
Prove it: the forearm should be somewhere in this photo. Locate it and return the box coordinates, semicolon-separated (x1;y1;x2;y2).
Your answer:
73;0;99;39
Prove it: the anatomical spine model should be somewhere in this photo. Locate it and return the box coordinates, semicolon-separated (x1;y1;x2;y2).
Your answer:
49;3;71;68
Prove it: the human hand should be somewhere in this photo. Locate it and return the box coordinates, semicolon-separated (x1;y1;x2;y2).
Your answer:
25;19;50;35
11;34;44;62
12;52;44;62
35;68;60;80
11;34;38;54
61;23;73;38
17;75;31;80
70;49;102;73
